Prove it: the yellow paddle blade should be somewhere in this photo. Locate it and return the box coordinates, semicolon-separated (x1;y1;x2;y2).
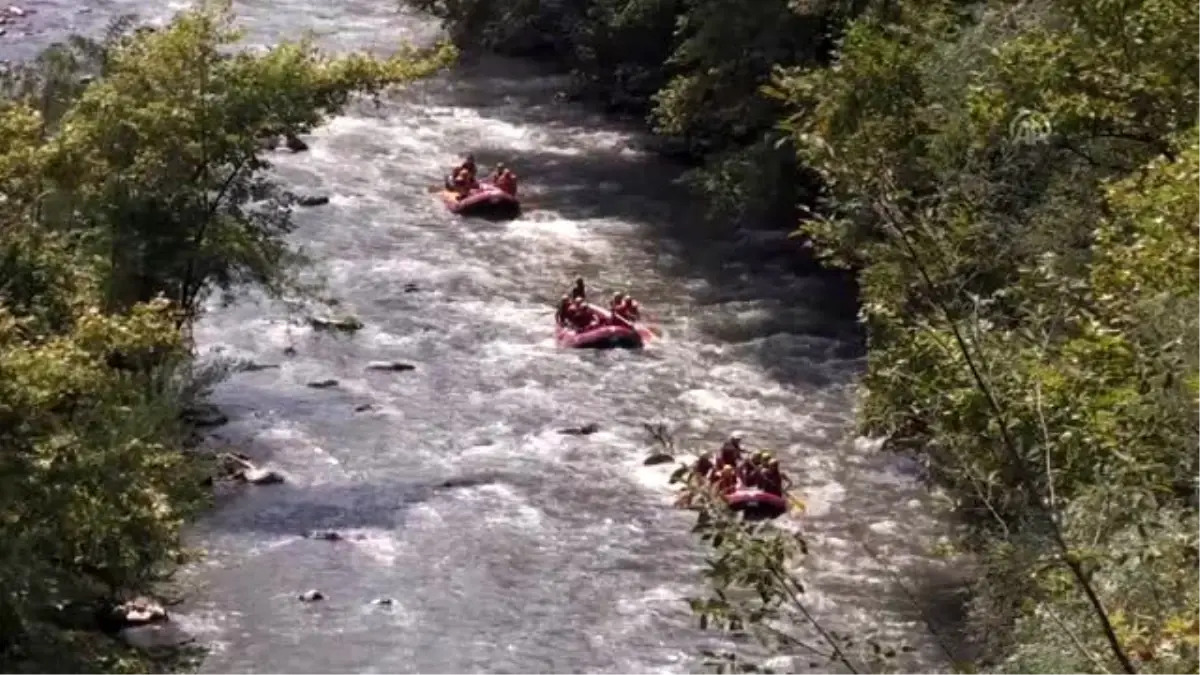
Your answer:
787;493;807;513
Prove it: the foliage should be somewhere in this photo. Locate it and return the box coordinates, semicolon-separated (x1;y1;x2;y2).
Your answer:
412;0;1199;667
558;0;1195;669
0;4;450;671
755;0;1198;671
651;428;920;674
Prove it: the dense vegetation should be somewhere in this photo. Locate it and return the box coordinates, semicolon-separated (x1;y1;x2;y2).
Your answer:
417;0;1199;671
0;5;450;671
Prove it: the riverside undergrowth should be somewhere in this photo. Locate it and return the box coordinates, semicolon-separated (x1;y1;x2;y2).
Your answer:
0;4;453;671
660;0;1198;671
441;0;1200;670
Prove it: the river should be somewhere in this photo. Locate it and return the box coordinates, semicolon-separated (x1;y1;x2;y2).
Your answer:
5;1;958;672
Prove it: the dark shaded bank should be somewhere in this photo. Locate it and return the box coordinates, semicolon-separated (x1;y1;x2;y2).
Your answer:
405;0;847;227
432;56;863;347
0;7;453;672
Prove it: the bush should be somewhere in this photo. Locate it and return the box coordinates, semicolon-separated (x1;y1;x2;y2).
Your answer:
0;4;452;670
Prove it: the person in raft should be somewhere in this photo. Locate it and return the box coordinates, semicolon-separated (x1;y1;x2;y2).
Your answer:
610;292;642;323
447;153;479;196
554;294;573;326
568;277;587;302
688;434;791;498
556;295;600;331
490;163;518;196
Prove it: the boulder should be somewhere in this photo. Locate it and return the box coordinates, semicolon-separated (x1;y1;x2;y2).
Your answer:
365;361;415;372
240;467;284;485
308;315;363;333
112;597;168;627
304;529;343;542
558;422;600;436
118;621;194;651
307;379;339;389
643;452;675;466
284;134;309;152
182;404;229;428
296;194;330;207
298;589;324;602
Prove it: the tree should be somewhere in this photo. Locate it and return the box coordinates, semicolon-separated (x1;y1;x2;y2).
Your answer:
20;1;454;319
0;5;453;670
679;0;1198;671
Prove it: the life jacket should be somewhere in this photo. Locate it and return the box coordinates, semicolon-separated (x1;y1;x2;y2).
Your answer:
716;471;738;493
495;170;517;195
739;462;760;488
716;444;741;468
452;168;473;188
619;298;640;320
567;303;591;329
760;469;784;496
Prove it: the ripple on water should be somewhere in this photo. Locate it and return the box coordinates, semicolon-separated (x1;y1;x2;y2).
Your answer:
8;0;954;670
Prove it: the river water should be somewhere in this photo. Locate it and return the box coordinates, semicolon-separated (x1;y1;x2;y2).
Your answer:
5;1;958;672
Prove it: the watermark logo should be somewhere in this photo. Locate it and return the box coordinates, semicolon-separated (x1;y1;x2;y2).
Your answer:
1009;108;1053;145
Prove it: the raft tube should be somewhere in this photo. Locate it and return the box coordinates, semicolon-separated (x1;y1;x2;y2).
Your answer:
556;304;646;350
439;182;520;220
557;323;643;349
723;489;789;520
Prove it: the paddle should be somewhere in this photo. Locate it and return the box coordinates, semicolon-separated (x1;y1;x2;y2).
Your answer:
618;307;663;338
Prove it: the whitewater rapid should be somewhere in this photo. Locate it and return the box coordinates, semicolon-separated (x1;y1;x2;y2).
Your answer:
3;2;956;672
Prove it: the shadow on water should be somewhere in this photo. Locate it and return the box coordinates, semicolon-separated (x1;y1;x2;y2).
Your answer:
205;472;536;538
416;58;964;668
414;59;864;386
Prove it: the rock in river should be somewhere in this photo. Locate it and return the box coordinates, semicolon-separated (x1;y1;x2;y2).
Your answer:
365;361;415;372
182;403;228;428
111;597;168;627
643;452;675;466
296;194;330;207
308;315;363;333
558;422;600;436
119;622;194;651
241;467;284;485
307;379;339;389
299;589;324;602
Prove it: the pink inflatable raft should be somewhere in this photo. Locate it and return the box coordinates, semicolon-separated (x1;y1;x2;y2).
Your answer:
439;182;520;219
723;488;789;520
555;304;653;350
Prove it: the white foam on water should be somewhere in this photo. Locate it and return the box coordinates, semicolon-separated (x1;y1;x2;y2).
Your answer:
503;215;601;243
343;529;403;566
5;2;948;669
676;387;813;430
449;483;546;531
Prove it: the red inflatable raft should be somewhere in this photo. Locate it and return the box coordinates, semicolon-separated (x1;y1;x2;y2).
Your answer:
724;489;789;520
439;182;520;219
556;304;649;350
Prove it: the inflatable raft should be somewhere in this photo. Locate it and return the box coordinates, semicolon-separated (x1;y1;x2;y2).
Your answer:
723;488;789;520
439;182;520;219
556;304;648;349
